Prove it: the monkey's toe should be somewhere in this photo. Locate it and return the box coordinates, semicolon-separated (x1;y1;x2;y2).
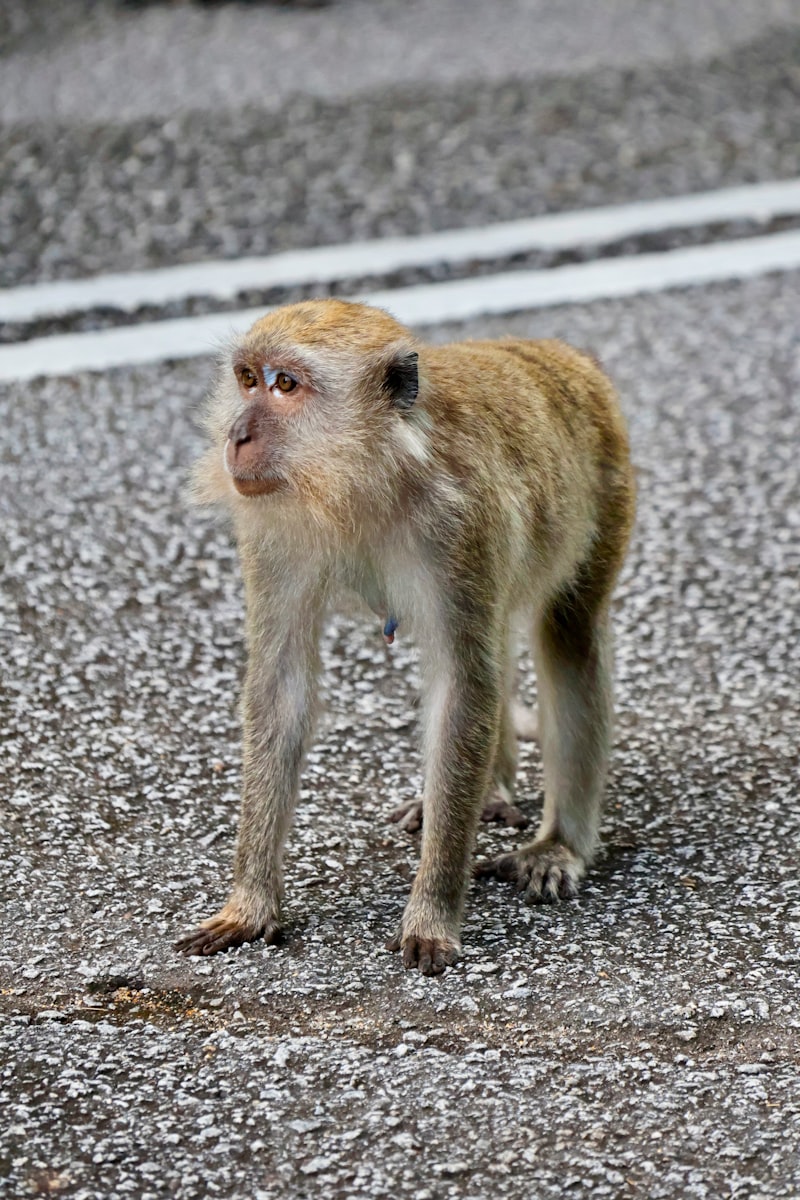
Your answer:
174;913;282;956
385;931;459;976
475;840;584;903
480;795;530;829
388;798;424;833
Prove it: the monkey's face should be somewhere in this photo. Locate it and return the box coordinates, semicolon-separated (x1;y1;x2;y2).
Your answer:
216;301;421;527
224;358;311;497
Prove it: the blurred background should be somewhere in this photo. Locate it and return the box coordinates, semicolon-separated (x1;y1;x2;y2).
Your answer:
2;0;799;286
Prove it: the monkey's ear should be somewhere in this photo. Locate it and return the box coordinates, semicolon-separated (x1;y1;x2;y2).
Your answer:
385;350;419;410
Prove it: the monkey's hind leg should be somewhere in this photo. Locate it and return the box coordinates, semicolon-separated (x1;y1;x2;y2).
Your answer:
388;692;529;834
476;592;614;902
479;688;530;829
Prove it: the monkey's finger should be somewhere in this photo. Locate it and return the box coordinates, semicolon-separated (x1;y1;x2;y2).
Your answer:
201;926;250;955
174;928;219;956
175;920;251;956
429;942;459;976
385;930;402;953
401;939;431;973
556;871;579;900
524;863;579;904
400;936;458;975
525;862;549;901
174;918;240;952
543;865;563;902
421;952;446;976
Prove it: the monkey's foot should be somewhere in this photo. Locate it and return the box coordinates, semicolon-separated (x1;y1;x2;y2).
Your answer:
386;928;460;977
480;790;530;829
475;839;584;903
174;903;282;956
388;798;424;833
390;793;528;834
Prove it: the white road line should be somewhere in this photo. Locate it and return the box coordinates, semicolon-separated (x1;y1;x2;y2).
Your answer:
2;230;799;382
2;178;800;323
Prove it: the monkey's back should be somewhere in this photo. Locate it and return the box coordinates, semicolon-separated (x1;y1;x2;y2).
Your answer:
421;337;635;605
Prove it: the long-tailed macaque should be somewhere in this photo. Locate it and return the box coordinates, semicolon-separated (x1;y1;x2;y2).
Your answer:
175;299;635;975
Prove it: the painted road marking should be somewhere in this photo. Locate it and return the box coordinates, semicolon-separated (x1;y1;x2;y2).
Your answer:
1;229;799;381
1;178;800;323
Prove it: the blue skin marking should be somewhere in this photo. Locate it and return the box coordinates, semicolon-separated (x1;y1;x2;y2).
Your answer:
263;364;297;388
383;616;398;643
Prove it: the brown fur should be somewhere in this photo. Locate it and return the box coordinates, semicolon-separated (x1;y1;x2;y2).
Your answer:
175;299;635;975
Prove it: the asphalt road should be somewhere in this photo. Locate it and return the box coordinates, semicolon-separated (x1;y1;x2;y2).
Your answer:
1;3;799;1199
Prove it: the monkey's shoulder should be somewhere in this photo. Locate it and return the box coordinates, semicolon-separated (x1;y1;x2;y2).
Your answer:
422;336;622;440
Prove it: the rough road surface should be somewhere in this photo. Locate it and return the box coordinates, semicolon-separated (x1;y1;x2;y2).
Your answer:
1;3;799;1198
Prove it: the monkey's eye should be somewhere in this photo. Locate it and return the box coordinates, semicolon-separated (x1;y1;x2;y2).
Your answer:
240;367;258;389
275;372;297;394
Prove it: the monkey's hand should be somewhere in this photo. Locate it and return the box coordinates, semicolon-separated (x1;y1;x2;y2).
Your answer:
475;839;585;903
174;900;282;957
385;930;459;976
383;902;460;974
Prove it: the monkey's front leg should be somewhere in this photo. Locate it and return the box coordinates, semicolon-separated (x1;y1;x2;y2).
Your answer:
176;613;321;957
387;654;500;976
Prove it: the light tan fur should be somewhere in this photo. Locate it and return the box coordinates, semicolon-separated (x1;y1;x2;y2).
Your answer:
175;299;635;975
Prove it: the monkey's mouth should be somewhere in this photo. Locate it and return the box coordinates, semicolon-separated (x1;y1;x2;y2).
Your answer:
230;474;284;497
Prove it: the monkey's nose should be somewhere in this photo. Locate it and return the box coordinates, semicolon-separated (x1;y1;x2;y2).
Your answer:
229;411;256;447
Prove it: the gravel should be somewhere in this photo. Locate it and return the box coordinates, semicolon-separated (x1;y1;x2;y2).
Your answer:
1;270;799;1197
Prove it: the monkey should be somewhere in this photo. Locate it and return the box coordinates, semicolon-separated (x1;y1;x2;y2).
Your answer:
175;298;635;976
